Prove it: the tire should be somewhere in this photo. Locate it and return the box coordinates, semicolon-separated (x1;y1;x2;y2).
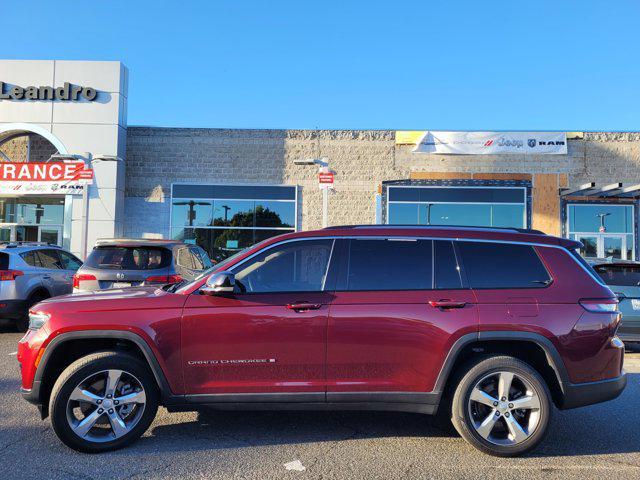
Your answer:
49;351;159;453
15;291;49;332
450;355;552;457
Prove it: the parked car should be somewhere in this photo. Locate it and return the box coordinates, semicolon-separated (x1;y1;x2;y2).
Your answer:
589;258;640;348
18;226;625;456
72;239;213;292
0;242;82;331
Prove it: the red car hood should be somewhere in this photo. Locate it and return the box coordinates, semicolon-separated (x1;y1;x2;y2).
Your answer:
35;286;187;313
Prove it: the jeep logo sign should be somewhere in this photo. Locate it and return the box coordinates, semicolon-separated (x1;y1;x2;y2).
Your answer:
0;81;97;101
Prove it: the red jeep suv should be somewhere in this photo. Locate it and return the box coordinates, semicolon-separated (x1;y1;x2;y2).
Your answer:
17;226;626;456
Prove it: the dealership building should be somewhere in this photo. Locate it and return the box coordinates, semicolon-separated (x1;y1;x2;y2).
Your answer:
1;59;640;262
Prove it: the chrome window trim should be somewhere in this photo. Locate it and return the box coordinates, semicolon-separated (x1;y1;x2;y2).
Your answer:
208;234;603;292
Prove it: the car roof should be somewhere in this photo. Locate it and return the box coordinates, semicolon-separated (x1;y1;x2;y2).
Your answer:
265;225;580;249
94;238;189;248
0;242;63;253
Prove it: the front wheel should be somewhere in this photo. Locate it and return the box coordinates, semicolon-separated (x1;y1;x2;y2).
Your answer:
49;351;159;453
451;356;552;457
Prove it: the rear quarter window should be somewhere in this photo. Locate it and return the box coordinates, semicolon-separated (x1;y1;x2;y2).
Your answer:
457;241;551;289
85;246;172;270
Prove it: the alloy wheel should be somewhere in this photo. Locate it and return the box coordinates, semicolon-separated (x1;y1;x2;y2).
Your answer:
65;369;147;443
467;370;541;446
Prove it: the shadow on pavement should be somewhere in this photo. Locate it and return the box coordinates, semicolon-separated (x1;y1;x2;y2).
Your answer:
141;373;640;458
143;409;456;453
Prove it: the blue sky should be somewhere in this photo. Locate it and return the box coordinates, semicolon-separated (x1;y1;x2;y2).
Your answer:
2;1;639;130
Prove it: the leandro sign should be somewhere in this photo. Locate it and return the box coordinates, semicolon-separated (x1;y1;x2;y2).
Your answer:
0;81;97;101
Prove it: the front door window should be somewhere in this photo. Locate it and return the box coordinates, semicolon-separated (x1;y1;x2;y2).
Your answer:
567;204;635;260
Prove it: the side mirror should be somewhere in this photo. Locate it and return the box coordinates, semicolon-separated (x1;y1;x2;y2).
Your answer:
201;271;237;296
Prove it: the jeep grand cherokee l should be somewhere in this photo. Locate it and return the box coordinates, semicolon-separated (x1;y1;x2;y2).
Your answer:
17;226;625;456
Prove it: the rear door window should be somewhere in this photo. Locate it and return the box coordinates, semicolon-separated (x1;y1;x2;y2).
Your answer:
343;239;433;291
457;241;551;289
37;249;63;269
85;247;172;270
594;264;640;286
20;250;42;268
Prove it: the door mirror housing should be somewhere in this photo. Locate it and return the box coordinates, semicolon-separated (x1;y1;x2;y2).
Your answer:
201;271;237;296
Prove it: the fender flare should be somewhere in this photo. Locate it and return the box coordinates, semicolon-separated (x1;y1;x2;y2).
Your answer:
433;331;570;396
32;330;183;406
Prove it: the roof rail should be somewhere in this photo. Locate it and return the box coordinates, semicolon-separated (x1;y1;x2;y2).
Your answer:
0;241;60;248
323;224;546;235
95;238;182;245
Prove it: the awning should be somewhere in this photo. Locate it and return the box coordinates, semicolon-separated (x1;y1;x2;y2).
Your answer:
560;182;640;199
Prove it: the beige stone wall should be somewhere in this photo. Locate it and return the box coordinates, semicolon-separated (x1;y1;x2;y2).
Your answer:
124;128;640;238
0;134;57;162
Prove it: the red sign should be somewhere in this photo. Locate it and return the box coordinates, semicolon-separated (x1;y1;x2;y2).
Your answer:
319;172;334;186
0;161;92;182
0;161;93;195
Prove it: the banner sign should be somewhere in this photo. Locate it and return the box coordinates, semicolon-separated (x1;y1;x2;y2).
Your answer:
411;131;567;155
0;161;94;195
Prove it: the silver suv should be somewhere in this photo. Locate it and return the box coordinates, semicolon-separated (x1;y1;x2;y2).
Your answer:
73;239;213;293
0;242;82;331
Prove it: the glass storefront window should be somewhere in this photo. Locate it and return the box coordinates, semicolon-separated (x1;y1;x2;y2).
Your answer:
171;200;212;227
171;184;297;261
212;200;254;227
171;227;290;264
255;201;295;228
387;186;526;229
568;204;633;233
567;204;635;260
0;197;64;225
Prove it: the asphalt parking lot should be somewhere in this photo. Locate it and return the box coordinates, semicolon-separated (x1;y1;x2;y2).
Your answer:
1;325;639;480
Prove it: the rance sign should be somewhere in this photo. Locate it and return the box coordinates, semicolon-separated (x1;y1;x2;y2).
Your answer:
0;81;97;101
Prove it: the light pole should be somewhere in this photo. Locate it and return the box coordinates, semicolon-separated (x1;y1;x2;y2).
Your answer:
50;152;92;258
294;157;331;228
49;153;119;259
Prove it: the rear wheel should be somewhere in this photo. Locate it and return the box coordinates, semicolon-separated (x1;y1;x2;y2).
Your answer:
49;351;159;453
15;291;49;332
451;356;552;457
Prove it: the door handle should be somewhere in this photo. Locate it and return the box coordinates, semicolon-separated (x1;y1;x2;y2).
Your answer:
287;302;322;312
428;300;467;309
42;274;52;280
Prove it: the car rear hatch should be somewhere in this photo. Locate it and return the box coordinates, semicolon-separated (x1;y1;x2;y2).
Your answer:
592;263;640;334
76;245;174;291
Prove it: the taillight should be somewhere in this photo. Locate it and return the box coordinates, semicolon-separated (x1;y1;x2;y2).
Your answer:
146;274;182;284
73;273;97;289
0;269;23;281
579;298;619;313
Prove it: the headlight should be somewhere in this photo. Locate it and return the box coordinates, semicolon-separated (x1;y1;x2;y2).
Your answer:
28;311;50;330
